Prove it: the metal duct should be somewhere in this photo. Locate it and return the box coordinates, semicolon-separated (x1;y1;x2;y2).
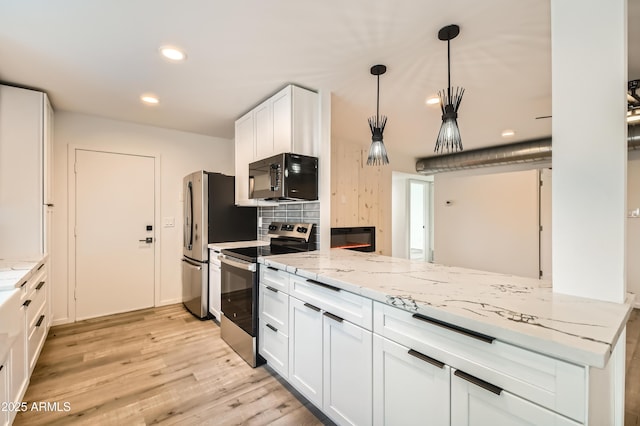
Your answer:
416;124;640;175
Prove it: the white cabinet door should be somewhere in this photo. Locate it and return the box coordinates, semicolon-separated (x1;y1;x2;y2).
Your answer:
0;85;44;257
373;335;450;426
0;356;8;426
254;102;273;160
451;369;581;426
234;112;256;206
272;87;292;155
10;312;27;408
208;259;221;320
288;296;323;408
323;311;372;426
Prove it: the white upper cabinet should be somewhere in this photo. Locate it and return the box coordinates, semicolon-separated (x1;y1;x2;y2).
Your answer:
0;85;53;257
234;84;318;205
234;111;257;206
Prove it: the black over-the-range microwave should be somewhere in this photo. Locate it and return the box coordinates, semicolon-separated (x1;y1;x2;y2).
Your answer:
249;153;318;201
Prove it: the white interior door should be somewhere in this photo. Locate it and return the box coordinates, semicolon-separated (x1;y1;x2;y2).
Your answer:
409;180;430;261
75;149;155;320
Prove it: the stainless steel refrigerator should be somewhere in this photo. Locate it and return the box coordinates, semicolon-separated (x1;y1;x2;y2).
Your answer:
182;171;257;318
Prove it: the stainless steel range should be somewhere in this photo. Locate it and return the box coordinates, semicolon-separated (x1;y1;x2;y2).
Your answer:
219;222;316;367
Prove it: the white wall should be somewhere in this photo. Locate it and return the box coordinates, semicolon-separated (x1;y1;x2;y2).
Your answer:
52;112;235;324
433;169;540;278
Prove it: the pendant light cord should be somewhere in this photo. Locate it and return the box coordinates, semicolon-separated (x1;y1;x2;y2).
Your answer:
447;39;451;102
376;74;380;122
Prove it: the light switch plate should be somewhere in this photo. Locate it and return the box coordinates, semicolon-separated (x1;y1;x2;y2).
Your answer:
163;217;175;227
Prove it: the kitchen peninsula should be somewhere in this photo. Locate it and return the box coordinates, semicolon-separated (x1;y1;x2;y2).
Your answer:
257;248;634;425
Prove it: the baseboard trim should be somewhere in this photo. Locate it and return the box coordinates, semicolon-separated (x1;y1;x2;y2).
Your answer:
158;298;182;306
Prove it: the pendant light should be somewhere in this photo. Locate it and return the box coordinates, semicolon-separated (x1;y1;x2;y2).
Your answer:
367;64;390;166
434;24;465;154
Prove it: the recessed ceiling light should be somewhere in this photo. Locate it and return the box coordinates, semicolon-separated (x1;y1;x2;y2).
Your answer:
141;95;159;105
425;96;440;105
501;129;516;138
159;46;187;62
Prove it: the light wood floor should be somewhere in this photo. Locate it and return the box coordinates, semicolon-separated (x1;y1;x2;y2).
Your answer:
13;305;640;425
14;304;329;425
627;308;640;426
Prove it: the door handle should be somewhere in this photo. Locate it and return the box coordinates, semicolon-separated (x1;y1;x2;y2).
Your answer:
139;237;153;243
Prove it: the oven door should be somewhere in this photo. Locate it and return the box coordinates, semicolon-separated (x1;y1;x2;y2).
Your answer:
220;255;257;336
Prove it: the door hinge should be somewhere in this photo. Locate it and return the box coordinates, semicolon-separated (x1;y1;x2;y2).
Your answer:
539;225;543;231
540;179;543;186
539;270;543;279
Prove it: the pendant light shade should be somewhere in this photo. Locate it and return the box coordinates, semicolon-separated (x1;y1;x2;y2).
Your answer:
367;64;390;166
434;24;464;154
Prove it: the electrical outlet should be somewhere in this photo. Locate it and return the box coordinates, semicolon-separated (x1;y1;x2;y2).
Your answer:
163;217;175;227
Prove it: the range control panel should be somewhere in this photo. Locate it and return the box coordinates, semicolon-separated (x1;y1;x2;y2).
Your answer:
267;222;314;241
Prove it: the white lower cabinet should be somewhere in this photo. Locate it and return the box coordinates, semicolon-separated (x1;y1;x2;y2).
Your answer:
288;296;323;407
373;335;450;426
208;251;222;320
451;369;581;426
0;357;7;426
323;310;372;426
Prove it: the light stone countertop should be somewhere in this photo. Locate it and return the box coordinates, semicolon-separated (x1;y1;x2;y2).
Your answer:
208;240;268;251
0;254;47;291
259;248;635;368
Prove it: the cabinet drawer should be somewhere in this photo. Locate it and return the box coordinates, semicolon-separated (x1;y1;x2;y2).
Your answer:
27;303;47;373
290;275;372;330
259;318;288;379
260;266;290;293
25;277;47;328
373;302;585;422
259;284;289;333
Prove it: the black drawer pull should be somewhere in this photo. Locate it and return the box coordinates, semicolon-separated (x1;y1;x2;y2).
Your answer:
307;279;340;292
37;263;45;271
21;280;28;288
408;349;445;369
266;286;278;293
23;299;32;307
303;302;321;312
324;312;343;323
35;315;45;327
0;365;3;372
454;370;502;396
36;281;46;290
267;266;279;271
266;323;278;333
412;313;495;344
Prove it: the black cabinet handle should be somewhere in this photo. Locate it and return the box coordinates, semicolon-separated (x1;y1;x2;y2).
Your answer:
303;302;321;312
307;279;340;292
36;281;45;290
23;299;32;307
412;313;495;344
21;280;27;288
35;315;45;327
266;323;278;333
454;370;502;396
37;263;44;271
324;312;343;323
408;349;445;369
267;266;279;271
266;286;278;293
45;203;54;207
0;365;3;372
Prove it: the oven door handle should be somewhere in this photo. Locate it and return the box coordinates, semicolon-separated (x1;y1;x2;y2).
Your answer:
220;256;256;272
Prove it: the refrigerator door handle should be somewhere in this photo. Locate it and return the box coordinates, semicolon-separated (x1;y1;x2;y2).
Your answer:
182;258;202;270
185;181;194;250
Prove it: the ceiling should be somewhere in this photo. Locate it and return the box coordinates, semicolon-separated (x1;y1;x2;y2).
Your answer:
1;1;638;165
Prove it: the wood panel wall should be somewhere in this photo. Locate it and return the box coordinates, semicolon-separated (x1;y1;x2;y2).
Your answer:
330;138;392;255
